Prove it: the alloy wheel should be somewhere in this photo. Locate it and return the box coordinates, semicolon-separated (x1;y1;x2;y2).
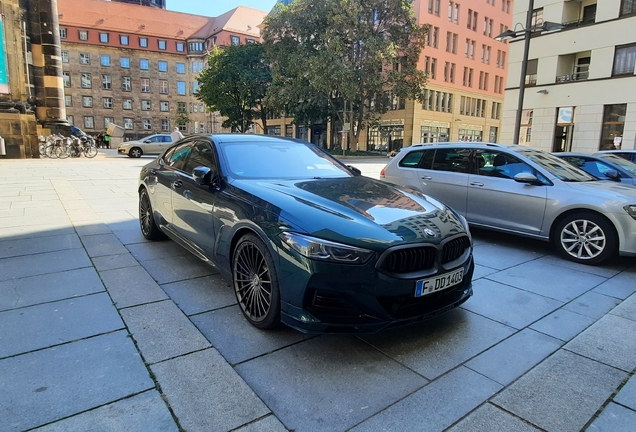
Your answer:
560;219;606;261
234;241;273;323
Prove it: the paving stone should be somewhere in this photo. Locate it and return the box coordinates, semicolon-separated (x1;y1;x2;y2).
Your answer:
0;267;104;312
472;264;498;280
565;314;636;372
360;308;515;380
351;367;502;432
152;348;270;432
92;252;138;271
73;223;112;237
492;350;626;432
140;255;217;284
0;331;154;432
615;375;636;410
0;248;92;281
461;278;562;329
466;328;562;386
161;274;235;316
563;291;621;320
472;241;543;270
0;292;124;358
609;293;636;322
532;255;629;279
486;260;607;302
587;402;636;432
447;403;541;432
111;227;148;245
593;267;636;300
236;336;427;432
233;415;288;432
31;390;178;432
99;265;168;308
80;233;129;257
0;234;82;259
126;240;190;262
120;300;211;364
529;308;596;342
192;305;310;365
0;224;75;241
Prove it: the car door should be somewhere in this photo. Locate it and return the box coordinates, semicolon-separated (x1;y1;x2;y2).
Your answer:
467;149;547;234
157;135;173;154
171;139;219;258
143;135;164;154
152;142;192;226
417;147;470;215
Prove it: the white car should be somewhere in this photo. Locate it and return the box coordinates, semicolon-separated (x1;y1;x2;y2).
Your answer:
118;134;173;158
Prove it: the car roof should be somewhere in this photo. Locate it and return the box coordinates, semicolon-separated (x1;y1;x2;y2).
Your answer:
208;134;312;145
596;149;636;154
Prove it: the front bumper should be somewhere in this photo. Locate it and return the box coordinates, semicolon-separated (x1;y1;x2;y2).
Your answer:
118;148;128;154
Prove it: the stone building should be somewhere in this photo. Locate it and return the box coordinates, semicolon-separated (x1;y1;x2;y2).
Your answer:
57;0;267;141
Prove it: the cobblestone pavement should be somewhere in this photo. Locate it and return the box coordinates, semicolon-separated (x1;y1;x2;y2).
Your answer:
1;150;635;431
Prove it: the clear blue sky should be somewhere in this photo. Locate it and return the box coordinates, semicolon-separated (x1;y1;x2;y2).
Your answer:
166;0;278;17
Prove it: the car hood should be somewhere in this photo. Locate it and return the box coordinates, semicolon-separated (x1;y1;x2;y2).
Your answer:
229;176;467;250
563;180;636;201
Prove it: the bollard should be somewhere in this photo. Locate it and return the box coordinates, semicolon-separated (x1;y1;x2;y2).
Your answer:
0;136;5;156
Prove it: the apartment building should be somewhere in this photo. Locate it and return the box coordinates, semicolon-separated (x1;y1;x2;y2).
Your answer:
265;0;512;150
58;0;267;139
500;0;636;152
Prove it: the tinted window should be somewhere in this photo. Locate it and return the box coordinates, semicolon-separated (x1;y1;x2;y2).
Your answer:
522;150;596;182
476;150;534;179
432;148;470;173
165;143;191;171
184;141;216;174
561;157;614;179
399;150;424;168
600;154;636;176
163;136;173;142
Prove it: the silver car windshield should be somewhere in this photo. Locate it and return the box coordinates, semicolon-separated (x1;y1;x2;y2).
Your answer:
220;141;352;179
600;154;636;176
522;150;597;182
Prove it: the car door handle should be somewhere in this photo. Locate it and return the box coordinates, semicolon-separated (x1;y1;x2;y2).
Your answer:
470;182;484;187
421;176;432;180
172;180;183;189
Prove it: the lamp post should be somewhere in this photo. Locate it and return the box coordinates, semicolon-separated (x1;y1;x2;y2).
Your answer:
495;0;564;144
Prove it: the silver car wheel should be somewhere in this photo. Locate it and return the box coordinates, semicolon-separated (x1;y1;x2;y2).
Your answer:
560;219;606;260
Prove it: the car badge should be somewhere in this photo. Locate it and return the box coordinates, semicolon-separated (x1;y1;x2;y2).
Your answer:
424;228;436;237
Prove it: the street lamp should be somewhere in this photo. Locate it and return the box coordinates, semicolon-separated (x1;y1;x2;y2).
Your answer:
495;0;564;144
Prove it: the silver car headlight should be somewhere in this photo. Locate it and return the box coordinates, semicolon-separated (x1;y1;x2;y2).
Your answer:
280;232;374;264
624;205;636;220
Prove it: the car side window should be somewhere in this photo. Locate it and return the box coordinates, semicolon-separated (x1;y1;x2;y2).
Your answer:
399;150;424;168
431;148;470;173
476;150;533;180
165;143;191;171
183;141;217;174
163;136;172;143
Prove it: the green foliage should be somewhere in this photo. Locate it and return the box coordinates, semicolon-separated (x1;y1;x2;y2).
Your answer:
175;112;190;126
197;44;272;133
262;0;428;144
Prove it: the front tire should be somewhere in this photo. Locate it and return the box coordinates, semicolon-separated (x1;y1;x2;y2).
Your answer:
232;234;281;329
129;147;142;158
553;212;617;265
139;188;165;240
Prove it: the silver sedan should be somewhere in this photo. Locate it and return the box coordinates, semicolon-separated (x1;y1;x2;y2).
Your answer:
380;143;636;265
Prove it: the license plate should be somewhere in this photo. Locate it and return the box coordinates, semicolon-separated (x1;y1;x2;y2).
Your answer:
415;268;464;297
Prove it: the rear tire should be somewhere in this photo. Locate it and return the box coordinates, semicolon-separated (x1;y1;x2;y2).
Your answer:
553;212;617;265
139;188;165;240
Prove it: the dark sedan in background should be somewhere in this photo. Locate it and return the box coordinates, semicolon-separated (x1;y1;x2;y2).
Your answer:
138;134;474;333
555;153;636;186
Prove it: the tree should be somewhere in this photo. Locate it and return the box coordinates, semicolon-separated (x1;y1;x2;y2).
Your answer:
262;0;428;147
197;43;272;133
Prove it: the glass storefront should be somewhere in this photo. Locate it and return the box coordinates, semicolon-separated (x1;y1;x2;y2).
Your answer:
599;104;626;150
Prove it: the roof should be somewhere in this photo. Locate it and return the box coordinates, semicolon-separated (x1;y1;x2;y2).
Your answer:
58;0;267;40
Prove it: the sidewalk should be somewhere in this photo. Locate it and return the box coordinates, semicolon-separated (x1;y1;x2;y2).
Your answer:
0;150;635;431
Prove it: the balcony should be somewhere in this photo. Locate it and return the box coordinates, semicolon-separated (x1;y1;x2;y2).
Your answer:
555;72;589;83
562;17;595;29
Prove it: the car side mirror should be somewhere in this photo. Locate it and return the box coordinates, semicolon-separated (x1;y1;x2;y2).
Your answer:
604;169;621;182
347;165;362;176
513;172;542;185
192;166;212;186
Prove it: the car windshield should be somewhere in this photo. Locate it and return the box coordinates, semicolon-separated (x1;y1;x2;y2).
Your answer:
220;140;352;179
599;154;636;176
521;149;597;182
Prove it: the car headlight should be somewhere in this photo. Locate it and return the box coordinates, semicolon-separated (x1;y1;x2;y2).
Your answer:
280;232;374;264
624;205;636;220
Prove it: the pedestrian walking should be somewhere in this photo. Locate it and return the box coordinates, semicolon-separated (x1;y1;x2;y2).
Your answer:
171;127;184;142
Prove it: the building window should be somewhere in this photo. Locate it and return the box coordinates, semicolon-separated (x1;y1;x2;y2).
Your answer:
191;61;203;73
80;53;90;64
122;76;131;91
177;102;187;114
103;97;113;108
61;51;69;63
189;42;204;51
176;42;185;52
82;96;93;107
613;44;636;76
162;119;169;131
622;0;636;15
428;0;440;16
67;115;74;125
81;73;91;88
102;74;111;90
143;119;152;130
141;78;150;92
104;117;114;128
231;36;240;45
60;28;67;38
158;61;168;72
100;55;110;66
176;63;185;74
467;9;477;31
191;82;199;94
531;8;543;27
158;40;167;50
99;33;109;43
140;59;149;70
142;100;151;110
246;39;255;44
121;57;130;68
491;102;501;119
64;95;72;107
124;118;133;129
84;117;94;129
600;104;627;150
139;37;148;48
120;35;129;45
63;72;71;87
525;59;538;86
79;30;88;41
177;81;186;95
160;80;169;94
160;101;169;112
123;99;133;110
